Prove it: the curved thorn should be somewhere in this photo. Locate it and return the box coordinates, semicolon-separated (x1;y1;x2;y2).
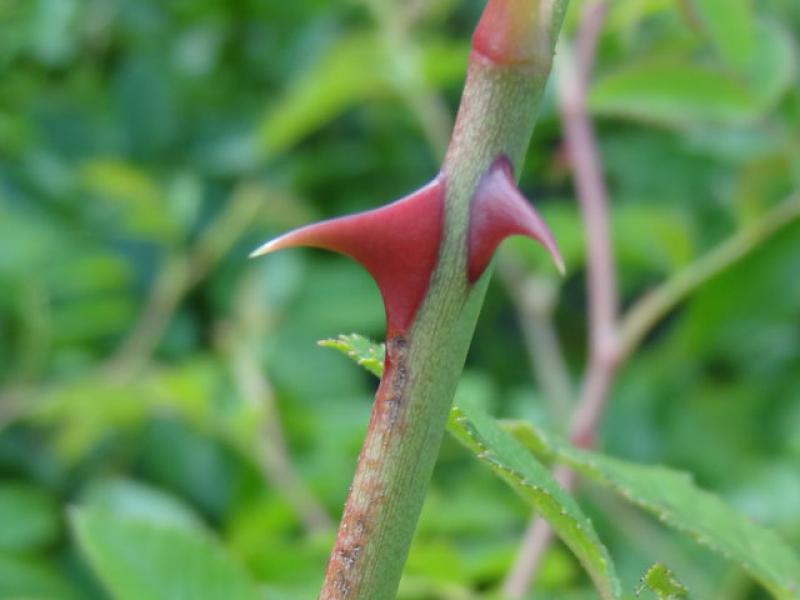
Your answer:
468;156;564;282
250;178;446;334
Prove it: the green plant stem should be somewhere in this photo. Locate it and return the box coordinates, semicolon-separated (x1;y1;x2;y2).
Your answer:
319;3;569;598
370;0;572;427
617;191;800;361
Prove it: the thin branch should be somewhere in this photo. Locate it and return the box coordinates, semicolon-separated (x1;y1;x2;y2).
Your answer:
560;1;618;368
227;339;334;535
498;255;573;425
373;6;576;589
364;0;453;158
107;184;264;377
313;0;572;594
219;269;334;536
105;255;190;377
617;192;800;362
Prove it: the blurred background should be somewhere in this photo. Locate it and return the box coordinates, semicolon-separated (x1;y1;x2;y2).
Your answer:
0;0;799;598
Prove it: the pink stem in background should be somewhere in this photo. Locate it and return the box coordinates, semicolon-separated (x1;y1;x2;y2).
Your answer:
562;0;617;393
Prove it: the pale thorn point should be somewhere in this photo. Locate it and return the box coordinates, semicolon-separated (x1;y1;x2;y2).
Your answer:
248;237;281;259
551;245;566;276
540;231;566;276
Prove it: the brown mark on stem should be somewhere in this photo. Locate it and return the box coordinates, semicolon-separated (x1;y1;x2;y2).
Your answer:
320;334;411;600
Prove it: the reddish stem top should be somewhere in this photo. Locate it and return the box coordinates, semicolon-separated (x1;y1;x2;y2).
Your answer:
473;0;551;66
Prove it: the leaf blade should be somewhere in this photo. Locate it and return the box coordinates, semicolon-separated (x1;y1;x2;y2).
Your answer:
0;483;60;552
637;562;689;600
692;0;756;70
71;509;259;600
589;61;755;126
448;405;622;600
508;422;800;599
318;333;386;377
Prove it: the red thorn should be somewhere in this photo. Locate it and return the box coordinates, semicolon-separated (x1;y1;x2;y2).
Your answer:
468;157;564;282
251;178;445;335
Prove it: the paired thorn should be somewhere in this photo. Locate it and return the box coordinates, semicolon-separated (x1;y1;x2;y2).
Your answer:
251;157;563;333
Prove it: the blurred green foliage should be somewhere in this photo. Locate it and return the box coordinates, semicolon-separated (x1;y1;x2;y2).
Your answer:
1;0;799;598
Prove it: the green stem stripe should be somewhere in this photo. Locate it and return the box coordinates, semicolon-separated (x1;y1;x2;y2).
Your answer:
617;192;800;361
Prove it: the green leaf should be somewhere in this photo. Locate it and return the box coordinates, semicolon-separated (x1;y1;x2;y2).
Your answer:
692;0;756;70
448;405;622;600
257;33;465;157
0;483;60;552
637;563;689;599
71;509;259;600
317;333;386;377
745;21;797;115
32;0;79;66
0;554;83;600
79;159;178;243
258;34;388;157
80;478;206;532
589;61;754;126
589;21;795;128
507;422;800;600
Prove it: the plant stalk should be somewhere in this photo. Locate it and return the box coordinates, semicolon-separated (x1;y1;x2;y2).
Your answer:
617;191;800;361
319;2;570;598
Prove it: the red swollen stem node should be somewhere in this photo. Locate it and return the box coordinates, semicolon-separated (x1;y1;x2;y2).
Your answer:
472;0;553;66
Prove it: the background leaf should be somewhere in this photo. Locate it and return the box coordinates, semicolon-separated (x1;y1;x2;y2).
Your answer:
692;0;756;69
0;483;60;553
589;61;756;126
258;34;465;157
509;422;800;599
448;405;622;600
71;509;259;600
79;478;207;531
0;554;83;600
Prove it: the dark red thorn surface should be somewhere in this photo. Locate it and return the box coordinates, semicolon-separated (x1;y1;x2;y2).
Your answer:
251;178;445;335
468;157;564;282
